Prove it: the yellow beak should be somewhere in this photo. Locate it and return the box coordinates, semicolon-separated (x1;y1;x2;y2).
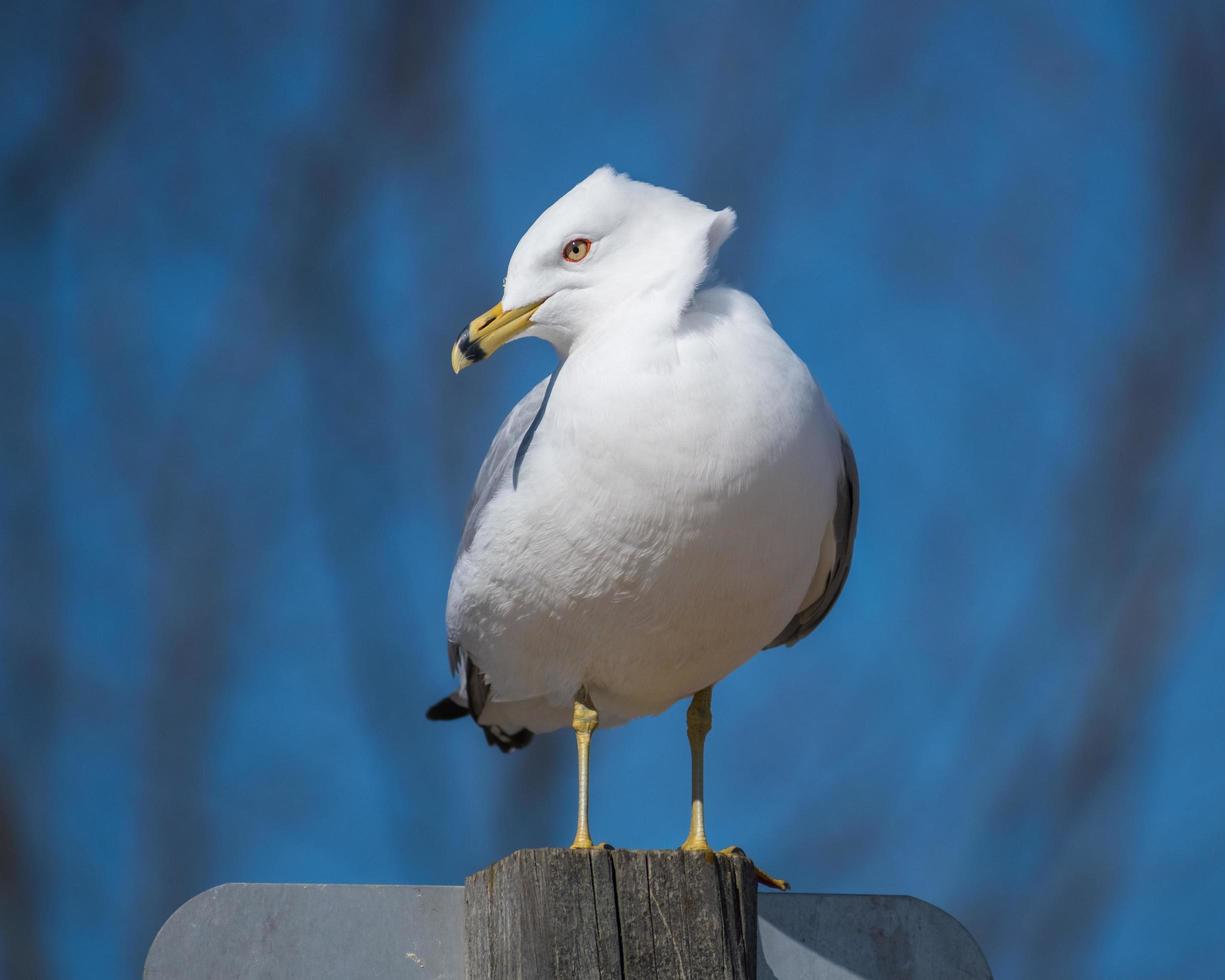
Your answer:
451;300;543;373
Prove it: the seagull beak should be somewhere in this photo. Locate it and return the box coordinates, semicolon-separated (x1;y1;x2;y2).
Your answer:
452;300;543;373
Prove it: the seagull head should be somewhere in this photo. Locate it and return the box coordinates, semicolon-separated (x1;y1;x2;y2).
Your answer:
452;167;736;372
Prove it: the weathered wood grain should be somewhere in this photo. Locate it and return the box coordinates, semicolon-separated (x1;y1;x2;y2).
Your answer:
464;848;757;980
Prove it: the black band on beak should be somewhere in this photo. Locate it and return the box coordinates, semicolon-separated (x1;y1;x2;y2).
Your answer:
455;328;487;365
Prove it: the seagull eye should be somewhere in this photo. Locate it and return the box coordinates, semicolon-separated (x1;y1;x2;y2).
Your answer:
562;238;591;263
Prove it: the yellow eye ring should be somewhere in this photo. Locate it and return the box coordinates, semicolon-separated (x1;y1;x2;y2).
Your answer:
562;238;591;263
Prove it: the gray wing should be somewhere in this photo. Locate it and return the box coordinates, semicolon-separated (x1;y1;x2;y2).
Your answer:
765;429;859;649
445;372;554;676
428;374;555;752
456;372;555;555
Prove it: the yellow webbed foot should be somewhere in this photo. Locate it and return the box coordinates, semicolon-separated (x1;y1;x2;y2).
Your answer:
678;840;789;890
569;839;615;851
718;845;790;891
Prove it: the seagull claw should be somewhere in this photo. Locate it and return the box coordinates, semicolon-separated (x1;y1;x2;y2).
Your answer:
677;842;789;890
569;839;616;851
719;847;790;891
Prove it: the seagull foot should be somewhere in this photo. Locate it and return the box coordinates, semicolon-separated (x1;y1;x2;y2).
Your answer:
680;841;790;891
569;837;615;851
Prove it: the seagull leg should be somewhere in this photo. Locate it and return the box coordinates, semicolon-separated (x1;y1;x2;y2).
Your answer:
569;686;600;850
680;686;713;852
679;685;790;890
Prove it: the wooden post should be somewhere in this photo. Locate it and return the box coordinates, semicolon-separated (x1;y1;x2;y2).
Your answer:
464;848;757;980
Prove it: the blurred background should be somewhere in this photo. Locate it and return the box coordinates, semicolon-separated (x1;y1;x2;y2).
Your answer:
2;2;1224;977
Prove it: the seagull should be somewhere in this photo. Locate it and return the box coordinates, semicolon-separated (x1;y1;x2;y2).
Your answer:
427;168;857;886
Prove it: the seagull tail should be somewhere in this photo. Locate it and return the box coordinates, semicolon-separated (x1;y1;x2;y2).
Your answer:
425;648;535;752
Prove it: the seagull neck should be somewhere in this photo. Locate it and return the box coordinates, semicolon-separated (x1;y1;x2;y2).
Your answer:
556;296;682;365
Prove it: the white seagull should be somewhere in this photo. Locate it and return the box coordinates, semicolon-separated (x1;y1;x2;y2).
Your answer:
428;168;857;886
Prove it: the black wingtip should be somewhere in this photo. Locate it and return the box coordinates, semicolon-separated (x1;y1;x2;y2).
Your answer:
430;651;537;751
426;696;469;721
426;690;534;751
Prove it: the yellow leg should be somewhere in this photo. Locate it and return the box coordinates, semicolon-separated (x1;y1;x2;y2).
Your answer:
681;686;713;851
677;685;790;890
569;687;599;850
